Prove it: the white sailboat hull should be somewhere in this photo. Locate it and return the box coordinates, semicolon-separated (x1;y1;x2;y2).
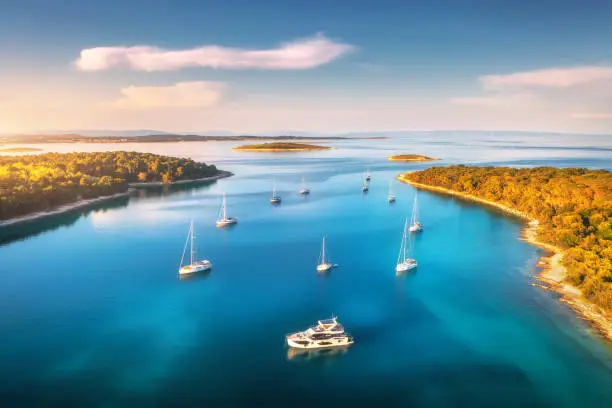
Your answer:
299;188;310;195
270;196;281;203
216;217;238;227
317;263;333;272
179;260;212;275
396;259;417;273
388;195;396;202
409;223;423;232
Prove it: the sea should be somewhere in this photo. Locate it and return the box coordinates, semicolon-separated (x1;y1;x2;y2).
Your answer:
1;131;612;407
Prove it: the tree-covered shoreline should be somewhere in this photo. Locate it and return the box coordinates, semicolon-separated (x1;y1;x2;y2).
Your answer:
402;165;612;312
0;152;220;221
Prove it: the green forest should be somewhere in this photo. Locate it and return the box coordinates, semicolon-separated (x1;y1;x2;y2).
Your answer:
0;151;219;221
403;166;612;312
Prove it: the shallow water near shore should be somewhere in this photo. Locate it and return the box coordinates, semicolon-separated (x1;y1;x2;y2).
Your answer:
1;133;612;407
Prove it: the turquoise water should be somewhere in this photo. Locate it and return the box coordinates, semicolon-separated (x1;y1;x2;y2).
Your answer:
1;134;612;407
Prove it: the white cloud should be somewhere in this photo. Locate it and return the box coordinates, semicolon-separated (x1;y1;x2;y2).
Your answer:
480;66;612;90
76;34;354;71
109;81;225;109
571;112;612;119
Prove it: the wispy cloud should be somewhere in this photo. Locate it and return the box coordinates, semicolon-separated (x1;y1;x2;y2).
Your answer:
108;81;225;109
76;34;354;72
480;66;612;90
571;112;612;119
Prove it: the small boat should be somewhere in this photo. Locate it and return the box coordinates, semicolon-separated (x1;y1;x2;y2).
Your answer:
270;178;282;204
408;191;423;232
216;192;238;227
316;236;336;272
286;317;354;350
388;181;396;203
396;219;418;273
299;176;310;195
365;168;371;182
362;174;369;192
179;221;212;275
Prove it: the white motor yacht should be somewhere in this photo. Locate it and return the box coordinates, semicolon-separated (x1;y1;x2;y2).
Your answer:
286;317;354;350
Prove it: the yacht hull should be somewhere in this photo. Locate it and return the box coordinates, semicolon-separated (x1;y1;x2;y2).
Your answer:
216;218;237;227
286;336;354;350
396;261;417;273
179;261;212;275
317;263;333;272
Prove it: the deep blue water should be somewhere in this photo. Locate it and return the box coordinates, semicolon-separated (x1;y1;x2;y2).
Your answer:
1;133;612;407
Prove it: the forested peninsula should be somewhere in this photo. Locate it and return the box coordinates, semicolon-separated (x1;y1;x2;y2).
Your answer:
399;166;612;334
0;152;223;221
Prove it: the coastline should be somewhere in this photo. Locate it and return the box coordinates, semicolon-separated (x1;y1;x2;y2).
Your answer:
388;156;439;162
233;148;330;152
0;191;132;228
0;171;233;228
127;170;233;187
397;175;612;342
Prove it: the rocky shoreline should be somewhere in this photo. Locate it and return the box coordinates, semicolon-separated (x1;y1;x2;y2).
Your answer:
397;175;612;342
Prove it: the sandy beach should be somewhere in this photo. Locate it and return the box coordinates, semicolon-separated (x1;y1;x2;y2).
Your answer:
398;175;612;342
0;172;233;228
0;191;132;228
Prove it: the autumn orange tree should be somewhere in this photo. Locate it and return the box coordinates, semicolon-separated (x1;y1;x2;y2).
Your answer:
0;151;219;220
404;165;612;312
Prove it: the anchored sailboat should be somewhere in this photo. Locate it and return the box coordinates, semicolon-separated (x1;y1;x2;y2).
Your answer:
216;192;237;227
396;219;417;273
388;181;396;203
365;168;371;182
362;173;369;192
409;191;423;232
317;236;336;272
270;177;282;204
179;221;212;275
299;176;310;195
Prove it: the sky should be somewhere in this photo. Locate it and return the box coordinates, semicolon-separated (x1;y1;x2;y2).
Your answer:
1;0;612;135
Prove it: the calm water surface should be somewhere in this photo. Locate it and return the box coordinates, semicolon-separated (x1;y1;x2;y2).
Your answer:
1;133;612;407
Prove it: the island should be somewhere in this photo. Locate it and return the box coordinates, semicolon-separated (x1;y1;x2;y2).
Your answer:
398;165;612;340
0;134;369;144
0;147;43;152
233;142;331;152
388;154;438;162
0;151;228;224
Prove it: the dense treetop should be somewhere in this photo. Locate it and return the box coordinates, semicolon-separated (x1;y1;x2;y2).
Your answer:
403;165;612;312
0;151;219;220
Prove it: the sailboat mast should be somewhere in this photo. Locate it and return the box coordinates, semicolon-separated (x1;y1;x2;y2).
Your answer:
273;178;276;196
322;236;326;264
222;193;227;220
190;221;195;265
402;219;408;262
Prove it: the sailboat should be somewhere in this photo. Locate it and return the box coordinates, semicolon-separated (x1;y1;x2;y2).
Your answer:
396;219;417;273
270;178;282;204
179;221;212;275
409;191;423;232
388;181;396;203
365;168;371;182
216;192;237;227
362;174;369;192
317;236;336;272
299;176;310;195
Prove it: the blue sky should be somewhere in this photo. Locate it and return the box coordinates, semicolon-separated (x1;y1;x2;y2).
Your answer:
1;0;612;134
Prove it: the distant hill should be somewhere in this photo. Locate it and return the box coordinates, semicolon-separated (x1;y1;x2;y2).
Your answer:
0;133;351;144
